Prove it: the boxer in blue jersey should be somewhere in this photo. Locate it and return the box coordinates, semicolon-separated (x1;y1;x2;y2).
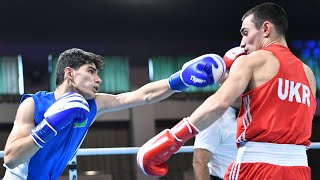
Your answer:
2;48;226;179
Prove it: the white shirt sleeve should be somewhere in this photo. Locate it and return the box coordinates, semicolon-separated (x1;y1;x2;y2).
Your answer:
193;118;222;153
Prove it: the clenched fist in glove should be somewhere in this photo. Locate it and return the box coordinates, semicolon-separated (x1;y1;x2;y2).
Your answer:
30;92;90;148
168;54;226;92
137;118;199;176
223;47;247;70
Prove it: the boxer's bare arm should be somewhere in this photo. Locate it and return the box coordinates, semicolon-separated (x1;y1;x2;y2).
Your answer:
303;63;317;97
4;98;40;168
188;54;254;130
94;79;173;115
95;54;225;115
188;50;277;130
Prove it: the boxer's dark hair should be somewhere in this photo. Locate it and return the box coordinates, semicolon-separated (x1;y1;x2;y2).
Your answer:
55;48;105;86
242;2;288;37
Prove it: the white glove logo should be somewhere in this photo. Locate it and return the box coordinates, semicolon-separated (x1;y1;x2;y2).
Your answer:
190;75;206;84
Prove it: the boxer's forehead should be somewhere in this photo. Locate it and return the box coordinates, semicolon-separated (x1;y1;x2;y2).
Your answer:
240;14;255;35
82;63;97;69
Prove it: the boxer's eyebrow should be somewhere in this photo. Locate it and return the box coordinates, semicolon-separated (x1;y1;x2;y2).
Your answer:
240;28;248;36
240;28;244;34
87;66;98;73
89;67;97;71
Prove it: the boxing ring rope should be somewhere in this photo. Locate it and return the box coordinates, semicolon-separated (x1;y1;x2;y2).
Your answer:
74;142;320;156
1;143;320;180
1;143;320;157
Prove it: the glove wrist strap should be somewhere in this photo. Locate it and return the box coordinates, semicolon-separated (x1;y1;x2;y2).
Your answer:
30;119;57;148
171;118;199;143
168;71;188;92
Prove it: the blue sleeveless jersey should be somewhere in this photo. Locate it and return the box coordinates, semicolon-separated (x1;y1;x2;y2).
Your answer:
23;91;97;180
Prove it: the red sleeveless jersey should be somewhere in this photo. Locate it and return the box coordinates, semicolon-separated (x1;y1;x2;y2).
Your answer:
236;44;316;147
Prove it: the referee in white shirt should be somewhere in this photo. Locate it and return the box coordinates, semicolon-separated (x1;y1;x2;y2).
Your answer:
193;73;239;180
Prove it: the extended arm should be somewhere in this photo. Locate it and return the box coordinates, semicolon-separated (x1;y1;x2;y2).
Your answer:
95;79;173;114
95;54;225;114
193;148;212;180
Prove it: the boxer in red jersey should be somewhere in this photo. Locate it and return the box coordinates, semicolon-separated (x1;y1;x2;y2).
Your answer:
223;3;316;180
137;2;316;180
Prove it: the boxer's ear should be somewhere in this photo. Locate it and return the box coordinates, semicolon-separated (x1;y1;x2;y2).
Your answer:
64;67;74;79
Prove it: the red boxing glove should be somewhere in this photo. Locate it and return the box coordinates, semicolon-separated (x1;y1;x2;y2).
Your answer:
223;47;247;70
137;118;199;177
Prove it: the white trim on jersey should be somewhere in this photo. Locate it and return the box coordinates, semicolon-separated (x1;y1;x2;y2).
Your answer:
228;162;240;180
237;95;252;143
